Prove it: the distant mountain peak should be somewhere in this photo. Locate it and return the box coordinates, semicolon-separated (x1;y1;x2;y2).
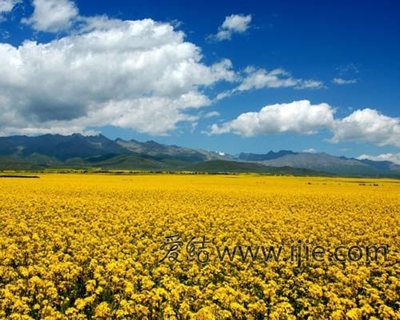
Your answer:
239;150;297;161
144;140;162;146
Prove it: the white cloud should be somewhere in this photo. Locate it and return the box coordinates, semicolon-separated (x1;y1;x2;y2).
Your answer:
331;109;400;147
210;100;335;136
358;153;400;165
337;63;359;75
222;14;252;32
91;95;204;136
204;111;220;118
216;67;323;99
237;68;297;90
332;78;357;85
237;68;323;91
296;79;324;89
22;0;79;32
0;0;20;20
0;0;19;13
210;101;400;149
303;148;317;153
0;18;236;136
211;14;252;41
215;91;231;101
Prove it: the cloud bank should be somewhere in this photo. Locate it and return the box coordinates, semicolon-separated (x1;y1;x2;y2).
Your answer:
0;18;236;135
210;100;400;148
0;3;326;137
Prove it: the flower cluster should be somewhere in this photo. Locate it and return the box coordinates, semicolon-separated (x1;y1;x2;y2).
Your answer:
0;174;399;319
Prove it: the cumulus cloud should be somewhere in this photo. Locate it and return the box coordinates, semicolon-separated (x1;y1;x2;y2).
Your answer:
358;153;400;165
210;101;400;149
332;78;357;85
303;148;317;153
0;18;236;136
210;100;335;136
211;14;252;41
331;109;400;147
22;0;79;32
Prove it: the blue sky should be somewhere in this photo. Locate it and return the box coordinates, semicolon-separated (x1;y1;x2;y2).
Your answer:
0;0;399;161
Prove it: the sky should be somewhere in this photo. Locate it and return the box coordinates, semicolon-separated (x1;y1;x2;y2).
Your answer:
0;0;399;162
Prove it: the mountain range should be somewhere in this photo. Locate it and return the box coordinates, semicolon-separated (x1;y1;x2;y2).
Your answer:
0;134;399;177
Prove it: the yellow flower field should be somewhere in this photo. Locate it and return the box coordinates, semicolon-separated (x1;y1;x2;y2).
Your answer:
0;174;399;319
